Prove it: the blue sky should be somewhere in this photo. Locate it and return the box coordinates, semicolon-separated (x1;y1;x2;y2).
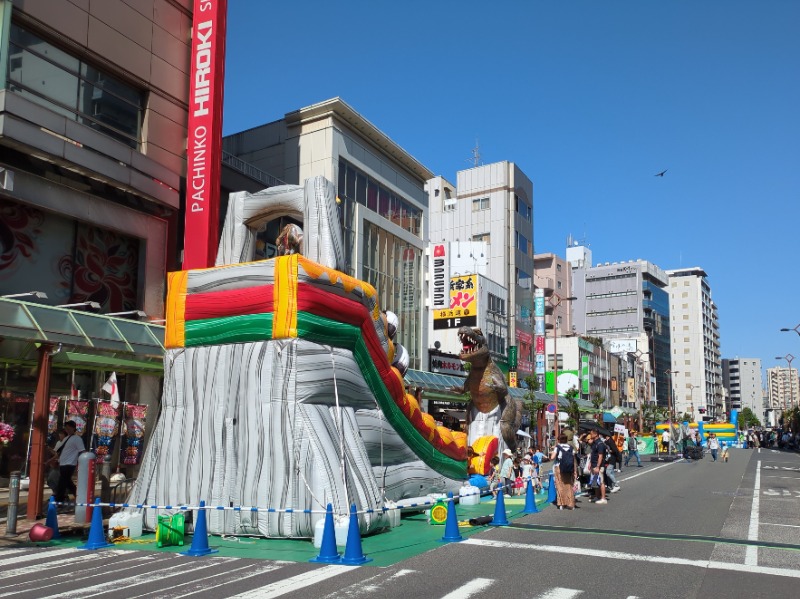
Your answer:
222;1;800;374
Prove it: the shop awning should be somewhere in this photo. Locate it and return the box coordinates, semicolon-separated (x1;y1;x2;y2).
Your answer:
0;297;164;374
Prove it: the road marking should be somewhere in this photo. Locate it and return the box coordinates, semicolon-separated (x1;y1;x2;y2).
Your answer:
746;459;761;566
440;578;494;599
0;547;89;567
764;475;800;479
761;522;800;529
227;565;354;598
462;538;800;580
617;460;681;483
535;588;584;598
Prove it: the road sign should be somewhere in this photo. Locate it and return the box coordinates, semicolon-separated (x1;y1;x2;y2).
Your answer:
546;403;557;414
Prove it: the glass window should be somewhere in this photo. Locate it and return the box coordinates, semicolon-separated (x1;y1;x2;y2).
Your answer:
472;197;489;211
7;24;143;148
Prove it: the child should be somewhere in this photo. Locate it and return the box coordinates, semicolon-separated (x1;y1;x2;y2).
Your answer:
721;441;729;462
488;456;501;498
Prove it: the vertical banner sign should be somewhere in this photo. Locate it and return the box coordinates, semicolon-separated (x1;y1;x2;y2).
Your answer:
429;242;450;317
183;0;228;270
508;345;517;387
581;355;590;395
534;288;546;389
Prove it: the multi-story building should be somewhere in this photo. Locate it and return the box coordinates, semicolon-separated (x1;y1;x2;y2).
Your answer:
572;258;671;407
666;267;723;421
222;98;433;369
534;253;573;334
722;358;763;419
428;162;534;380
766;366;799;416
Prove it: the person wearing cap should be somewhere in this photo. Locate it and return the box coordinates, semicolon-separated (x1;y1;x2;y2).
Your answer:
55;420;86;504
499;448;514;497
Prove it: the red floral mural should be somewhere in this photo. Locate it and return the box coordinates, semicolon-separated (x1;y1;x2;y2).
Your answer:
59;225;139;312
0;199;44;276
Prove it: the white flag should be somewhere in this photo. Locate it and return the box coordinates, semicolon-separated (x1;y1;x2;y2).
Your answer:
102;372;120;409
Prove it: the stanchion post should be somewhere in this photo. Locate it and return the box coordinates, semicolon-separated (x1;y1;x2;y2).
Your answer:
4;471;20;536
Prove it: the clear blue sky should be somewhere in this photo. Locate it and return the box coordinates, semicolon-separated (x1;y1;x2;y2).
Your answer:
222;1;800;375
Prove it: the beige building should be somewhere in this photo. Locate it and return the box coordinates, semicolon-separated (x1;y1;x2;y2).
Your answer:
766;366;799;414
222;98;433;369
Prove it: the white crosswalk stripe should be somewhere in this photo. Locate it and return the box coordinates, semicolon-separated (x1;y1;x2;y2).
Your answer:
439;578;494;599
533;589;584;599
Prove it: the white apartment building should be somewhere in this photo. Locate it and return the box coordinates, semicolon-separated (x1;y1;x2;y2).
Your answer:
428;163;534;379
766;366;799;414
667;267;723;421
722;358;763;417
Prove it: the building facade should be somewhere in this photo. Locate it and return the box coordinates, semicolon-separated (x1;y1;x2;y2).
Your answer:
667;267;723;421
572;259;671;407
428;162;535;380
222;98;433;370
722;358;763;419
766;366;799;416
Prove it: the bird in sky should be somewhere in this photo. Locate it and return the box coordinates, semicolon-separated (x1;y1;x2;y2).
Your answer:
655;169;668;177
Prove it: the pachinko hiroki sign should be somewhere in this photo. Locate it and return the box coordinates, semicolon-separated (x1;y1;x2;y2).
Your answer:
434;274;477;330
183;0;228;270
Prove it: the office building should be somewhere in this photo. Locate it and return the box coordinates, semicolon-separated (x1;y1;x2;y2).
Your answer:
766;366;799;415
572;258;671;407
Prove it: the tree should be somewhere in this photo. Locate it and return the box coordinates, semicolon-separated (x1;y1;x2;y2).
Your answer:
738;408;761;429
564;387;581;428
590;391;605;411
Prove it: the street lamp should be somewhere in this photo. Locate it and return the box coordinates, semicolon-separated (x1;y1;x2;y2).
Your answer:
780;324;800;337
548;293;576;438
688;383;701;422
58;301;101;311
774;354;795;412
2;291;48;300
665;369;679;454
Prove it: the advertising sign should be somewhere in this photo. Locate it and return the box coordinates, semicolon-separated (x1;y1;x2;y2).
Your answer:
508;346;517;369
430;353;467;377
430;243;450;314
433;274;477;329
581;355;590;394
183;0;228;269
509;371;517;388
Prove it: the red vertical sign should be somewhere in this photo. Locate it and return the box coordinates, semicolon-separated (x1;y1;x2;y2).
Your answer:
183;0;228;270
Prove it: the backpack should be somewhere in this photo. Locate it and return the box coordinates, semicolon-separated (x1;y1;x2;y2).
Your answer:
557;445;575;475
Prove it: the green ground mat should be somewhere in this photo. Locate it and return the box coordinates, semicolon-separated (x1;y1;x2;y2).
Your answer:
24;493;550;567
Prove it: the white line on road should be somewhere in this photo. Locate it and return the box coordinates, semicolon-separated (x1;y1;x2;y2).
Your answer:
226;565;354;599
0;547;91;568
439;578;494;599
534;588;584;598
761;522;800;529
745;459;761;566
462;538;800;580
764;475;800;479
617;460;681;483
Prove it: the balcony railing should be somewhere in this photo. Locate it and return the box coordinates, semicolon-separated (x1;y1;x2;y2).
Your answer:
222;151;286;188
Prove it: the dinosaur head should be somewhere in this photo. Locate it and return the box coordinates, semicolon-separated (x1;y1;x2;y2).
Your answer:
458;326;490;366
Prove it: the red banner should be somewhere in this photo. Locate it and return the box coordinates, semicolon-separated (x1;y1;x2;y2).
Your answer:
183;0;228;269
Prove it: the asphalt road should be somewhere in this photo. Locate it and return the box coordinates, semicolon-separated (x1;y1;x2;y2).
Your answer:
1;447;799;598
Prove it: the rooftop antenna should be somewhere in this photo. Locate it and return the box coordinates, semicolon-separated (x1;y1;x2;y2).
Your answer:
469;139;481;167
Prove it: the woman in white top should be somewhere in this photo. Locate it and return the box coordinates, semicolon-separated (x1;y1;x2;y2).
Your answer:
707;433;720;462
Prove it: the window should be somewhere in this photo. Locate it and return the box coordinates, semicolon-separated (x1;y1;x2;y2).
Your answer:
515;194;532;221
515;231;529;254
8;24;144;148
472;197;490;211
472;232;490;245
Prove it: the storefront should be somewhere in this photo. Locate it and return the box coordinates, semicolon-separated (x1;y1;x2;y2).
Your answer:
0;297;163;516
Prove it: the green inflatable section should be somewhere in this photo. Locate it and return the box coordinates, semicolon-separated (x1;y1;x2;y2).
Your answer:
180;311;468;481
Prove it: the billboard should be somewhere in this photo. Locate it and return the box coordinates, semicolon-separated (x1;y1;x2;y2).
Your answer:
433;274;477;330
429;243;450;315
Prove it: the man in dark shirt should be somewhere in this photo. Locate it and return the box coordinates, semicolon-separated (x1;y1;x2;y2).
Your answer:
588;430;607;504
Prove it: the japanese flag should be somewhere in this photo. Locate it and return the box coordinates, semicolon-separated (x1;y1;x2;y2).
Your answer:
102;372;120;409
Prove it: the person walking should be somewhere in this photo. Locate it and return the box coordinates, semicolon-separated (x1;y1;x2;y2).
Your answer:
707;433;720;462
55;420;85;505
549;433;576;510
588;429;608;504
625;431;642;467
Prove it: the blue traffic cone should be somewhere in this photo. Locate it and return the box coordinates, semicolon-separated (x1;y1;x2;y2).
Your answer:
181;500;218;556
341;504;372;565
439;492;463;542
523;478;539;514
310;504;341;563
546;471;557;504
45;497;61;540
490;484;509;526
78;498;112;550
